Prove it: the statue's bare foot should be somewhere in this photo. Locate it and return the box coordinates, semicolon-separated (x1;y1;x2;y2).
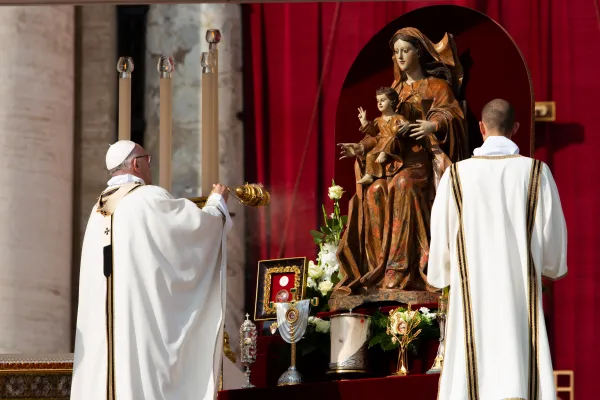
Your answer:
383;270;402;289
357;174;374;185
375;152;387;164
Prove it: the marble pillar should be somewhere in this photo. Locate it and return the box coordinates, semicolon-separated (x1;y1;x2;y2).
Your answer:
71;5;117;346
0;6;74;353
145;4;245;357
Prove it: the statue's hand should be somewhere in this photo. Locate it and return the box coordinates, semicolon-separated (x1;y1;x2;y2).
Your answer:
408;119;437;140
337;143;363;160
398;123;411;137
357;107;368;127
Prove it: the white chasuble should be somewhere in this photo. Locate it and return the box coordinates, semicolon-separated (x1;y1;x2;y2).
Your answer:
71;184;232;400
428;155;567;400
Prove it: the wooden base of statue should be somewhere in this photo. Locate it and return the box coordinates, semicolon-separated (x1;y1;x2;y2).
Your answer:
328;290;439;312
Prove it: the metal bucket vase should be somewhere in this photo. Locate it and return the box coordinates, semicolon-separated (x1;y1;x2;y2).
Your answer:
327;313;371;375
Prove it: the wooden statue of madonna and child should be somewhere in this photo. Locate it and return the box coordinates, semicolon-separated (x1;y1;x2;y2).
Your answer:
330;27;467;311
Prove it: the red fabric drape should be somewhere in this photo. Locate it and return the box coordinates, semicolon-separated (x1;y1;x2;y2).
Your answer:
243;1;600;398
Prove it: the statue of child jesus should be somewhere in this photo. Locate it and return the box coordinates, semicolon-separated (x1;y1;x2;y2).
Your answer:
356;87;409;185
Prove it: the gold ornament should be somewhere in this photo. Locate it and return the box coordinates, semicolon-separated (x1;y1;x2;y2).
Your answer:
188;183;270;209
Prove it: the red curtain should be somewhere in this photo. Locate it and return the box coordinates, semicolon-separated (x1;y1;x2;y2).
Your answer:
243;1;600;398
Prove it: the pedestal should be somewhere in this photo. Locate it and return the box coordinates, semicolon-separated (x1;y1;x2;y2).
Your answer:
328;290;440;312
0;354;72;399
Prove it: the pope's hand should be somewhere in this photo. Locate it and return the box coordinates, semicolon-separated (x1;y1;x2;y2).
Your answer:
212;183;229;202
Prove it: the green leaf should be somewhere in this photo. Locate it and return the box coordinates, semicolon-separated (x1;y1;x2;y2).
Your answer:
341;215;348;225
310;230;324;239
381;339;399;351
330;272;340;285
310;230;325;245
368;332;386;348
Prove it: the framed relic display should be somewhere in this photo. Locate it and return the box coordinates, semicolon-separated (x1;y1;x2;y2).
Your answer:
253;257;307;321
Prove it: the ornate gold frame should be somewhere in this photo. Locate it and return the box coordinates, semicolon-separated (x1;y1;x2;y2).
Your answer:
254;257;307;321
263;265;302;314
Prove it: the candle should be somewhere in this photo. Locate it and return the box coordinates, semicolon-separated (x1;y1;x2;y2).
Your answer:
157;56;174;192
201;29;221;197
116;57;134;141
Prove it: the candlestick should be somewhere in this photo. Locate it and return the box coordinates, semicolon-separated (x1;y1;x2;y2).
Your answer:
201;29;221;196
427;291;449;374
116;57;134;141
157;56;174;192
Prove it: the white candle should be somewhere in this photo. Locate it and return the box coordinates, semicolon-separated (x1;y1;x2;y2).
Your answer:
117;57;134;141
158;56;174;192
201;30;221;197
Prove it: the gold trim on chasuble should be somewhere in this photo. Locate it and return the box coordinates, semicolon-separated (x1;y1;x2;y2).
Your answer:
106;241;115;400
526;159;543;400
449;164;479;400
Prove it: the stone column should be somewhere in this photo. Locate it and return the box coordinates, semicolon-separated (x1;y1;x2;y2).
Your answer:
145;4;245;357
71;5;117;347
0;6;74;353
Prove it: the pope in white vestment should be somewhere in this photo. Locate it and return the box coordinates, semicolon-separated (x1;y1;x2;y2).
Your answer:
428;100;567;400
71;141;232;400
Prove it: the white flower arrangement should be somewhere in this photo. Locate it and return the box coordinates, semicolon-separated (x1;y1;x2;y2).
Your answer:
308;316;331;334
418;307;437;322
308;180;347;300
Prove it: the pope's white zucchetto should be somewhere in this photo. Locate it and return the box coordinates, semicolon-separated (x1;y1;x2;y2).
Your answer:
105;140;136;170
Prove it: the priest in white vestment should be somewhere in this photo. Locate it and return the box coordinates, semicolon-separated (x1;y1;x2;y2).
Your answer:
71;140;233;400
428;99;567;400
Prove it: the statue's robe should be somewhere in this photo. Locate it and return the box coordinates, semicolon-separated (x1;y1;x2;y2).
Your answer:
428;137;567;400
71;180;232;400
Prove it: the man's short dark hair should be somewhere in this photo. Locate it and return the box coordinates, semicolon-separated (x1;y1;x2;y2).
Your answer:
482;99;515;135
